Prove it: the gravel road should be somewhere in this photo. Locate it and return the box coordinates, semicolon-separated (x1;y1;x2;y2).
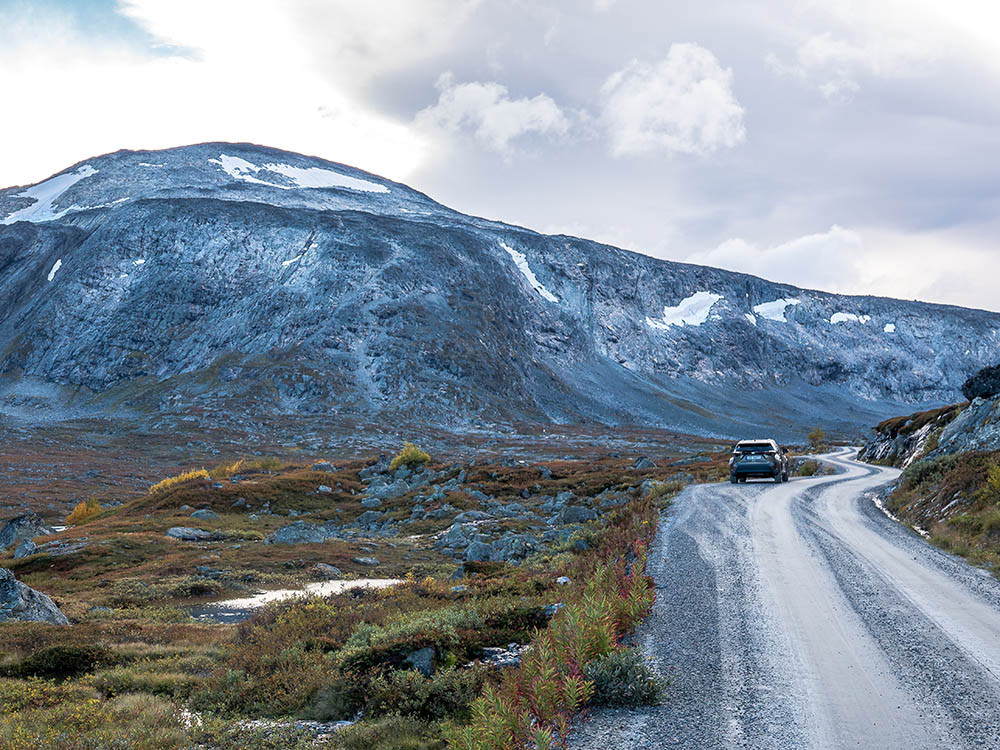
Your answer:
571;448;1000;749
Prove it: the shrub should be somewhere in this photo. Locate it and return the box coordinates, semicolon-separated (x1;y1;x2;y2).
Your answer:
148;468;210;495
209;459;245;480
65;498;102;525
583;648;663;707
807;426;827;452
366;666;491;721
987;464;1000;502
796;459;820;477
333;714;442;750
1;645;115;680
390;443;431;472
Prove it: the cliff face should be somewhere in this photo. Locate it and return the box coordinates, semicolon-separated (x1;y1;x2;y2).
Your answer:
3;142;999;439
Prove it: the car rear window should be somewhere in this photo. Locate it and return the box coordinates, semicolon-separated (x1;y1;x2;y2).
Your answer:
735;442;773;453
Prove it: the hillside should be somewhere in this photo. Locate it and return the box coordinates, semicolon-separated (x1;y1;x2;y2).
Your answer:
2;143;999;440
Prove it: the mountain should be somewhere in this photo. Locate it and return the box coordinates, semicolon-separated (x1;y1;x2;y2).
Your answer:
1;142;998;441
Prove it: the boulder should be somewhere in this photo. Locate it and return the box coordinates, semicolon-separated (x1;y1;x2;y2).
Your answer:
312;462;336;472
550;506;598;525
491;532;535;563
632;456;657;470
190;508;219;520
353;556;380;566
0;568;69;625
354;511;384;528
310;563;342;579
424;503;458;520
0;512;54;551
436;523;470;549
962;364;1000;402
361;497;383;509
166;527;222;542
317;485;333;494
13;539;38;559
404;646;434;676
267;521;329;545
464;541;493;562
454;510;490;523
555;576;572;586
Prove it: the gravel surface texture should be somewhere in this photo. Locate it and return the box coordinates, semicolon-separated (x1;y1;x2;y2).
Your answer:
572;449;1000;749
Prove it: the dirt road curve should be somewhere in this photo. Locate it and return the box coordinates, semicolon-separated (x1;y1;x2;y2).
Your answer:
572;448;1000;749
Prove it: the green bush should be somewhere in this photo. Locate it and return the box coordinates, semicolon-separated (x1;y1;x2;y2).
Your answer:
1;645;116;680
796;459;821;477
583;648;663;707
366;666;490;721
93;667;202;698
332;714;442;750
902;455;959;489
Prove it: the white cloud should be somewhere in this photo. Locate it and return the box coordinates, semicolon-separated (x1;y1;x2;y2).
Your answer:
766;30;933;100
600;43;746;156
690;225;866;292
415;73;570;153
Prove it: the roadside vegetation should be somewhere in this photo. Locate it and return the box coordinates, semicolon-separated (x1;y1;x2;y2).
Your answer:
0;446;731;749
880;449;1000;572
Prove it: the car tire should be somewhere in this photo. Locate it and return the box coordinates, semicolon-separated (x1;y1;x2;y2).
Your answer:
782;472;789;482
730;475;738;484
774;472;783;483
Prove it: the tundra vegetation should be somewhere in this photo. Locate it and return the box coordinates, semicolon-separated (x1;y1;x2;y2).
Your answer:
0;443;731;749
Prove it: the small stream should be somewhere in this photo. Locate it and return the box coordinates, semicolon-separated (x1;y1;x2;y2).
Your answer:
190;578;402;623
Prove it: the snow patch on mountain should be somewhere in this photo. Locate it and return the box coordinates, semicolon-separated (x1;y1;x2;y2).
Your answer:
753;298;800;322
2;165;98;225
745;313;757;325
47;259;62;282
501;242;559;303
884;322;896;333
209;154;388;194
646;291;722;330
831;312;871;324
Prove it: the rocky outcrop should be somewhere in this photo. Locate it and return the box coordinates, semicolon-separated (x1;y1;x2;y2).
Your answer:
962;364;1000;402
0;568;69;624
2;143;999;439
936;396;1000;455
858;403;965;468
0;512;54;551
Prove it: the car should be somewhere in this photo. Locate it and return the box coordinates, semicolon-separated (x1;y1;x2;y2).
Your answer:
729;439;789;484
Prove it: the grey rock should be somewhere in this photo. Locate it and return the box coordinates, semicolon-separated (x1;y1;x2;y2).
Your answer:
312;462;335;472
352;556;380;566
317;485;333;494
232;497;248;509
196;565;225;578
538;466;553;480
454;510;491;523
555;576;572;585
572;538;590;552
962;364;1000;402
550;505;599;525
436;523;470;549
555;490;576;505
0;513;54;551
935;396;1000;456
267;521;329;544
179;505;194;512
480;643;526;669
450;584;469;594
465;541;493;562
14;539;38;559
404;646;434;676
166;527;221;542
632;456;657;470
0;568;69;625
354;510;384;528
424;503;458;520
491;532;536;562
190;508;219;520
543;602;564;618
361;496;383;509
310;563;342;579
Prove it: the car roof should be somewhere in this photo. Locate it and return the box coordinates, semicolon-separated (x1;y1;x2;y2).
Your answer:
734;439;779;449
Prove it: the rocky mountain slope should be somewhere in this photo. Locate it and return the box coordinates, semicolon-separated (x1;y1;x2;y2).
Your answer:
2;143;999;440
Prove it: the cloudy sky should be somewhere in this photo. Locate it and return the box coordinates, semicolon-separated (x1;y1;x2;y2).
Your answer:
3;0;999;311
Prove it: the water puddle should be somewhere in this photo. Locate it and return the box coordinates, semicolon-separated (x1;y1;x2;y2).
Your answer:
190;578;401;623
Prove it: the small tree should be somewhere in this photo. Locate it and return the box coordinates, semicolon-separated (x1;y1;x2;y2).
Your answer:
389;442;430;472
66;498;102;525
987;463;1000;501
807;426;826;452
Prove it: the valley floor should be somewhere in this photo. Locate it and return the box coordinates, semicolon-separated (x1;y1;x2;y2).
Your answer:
572;450;1000;749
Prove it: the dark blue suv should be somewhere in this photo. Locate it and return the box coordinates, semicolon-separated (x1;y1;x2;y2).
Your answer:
729;439;789;484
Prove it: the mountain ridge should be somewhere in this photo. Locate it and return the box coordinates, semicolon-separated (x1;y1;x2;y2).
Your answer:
1;142;998;440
